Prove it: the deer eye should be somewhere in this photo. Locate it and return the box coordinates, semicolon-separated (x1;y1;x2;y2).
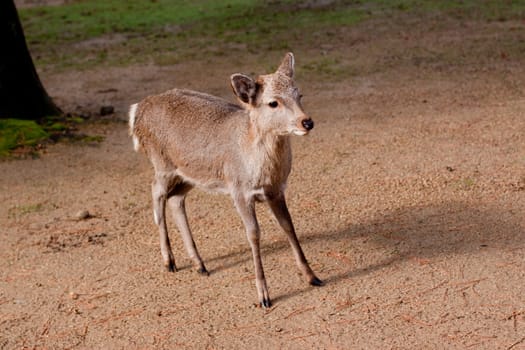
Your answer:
268;101;278;108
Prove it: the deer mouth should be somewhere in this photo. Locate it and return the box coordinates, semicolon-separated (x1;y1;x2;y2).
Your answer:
293;130;308;136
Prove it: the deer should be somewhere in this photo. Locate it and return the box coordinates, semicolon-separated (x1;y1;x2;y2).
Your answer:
129;53;322;308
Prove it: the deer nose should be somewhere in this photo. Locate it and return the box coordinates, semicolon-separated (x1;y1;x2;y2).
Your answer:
302;118;314;131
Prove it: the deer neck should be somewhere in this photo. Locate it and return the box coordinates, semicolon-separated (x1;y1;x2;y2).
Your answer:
242;118;292;189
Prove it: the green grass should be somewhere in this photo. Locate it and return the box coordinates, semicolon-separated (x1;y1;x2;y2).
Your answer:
0;115;104;158
374;0;525;19
18;0;369;68
0;119;49;157
20;0;260;46
8;203;45;218
302;56;355;80
17;0;525;69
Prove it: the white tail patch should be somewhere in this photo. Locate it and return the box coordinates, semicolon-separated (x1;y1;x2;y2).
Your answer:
128;103;140;151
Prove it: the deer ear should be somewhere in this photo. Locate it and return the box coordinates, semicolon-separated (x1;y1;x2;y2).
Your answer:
230;74;258;105
276;52;294;78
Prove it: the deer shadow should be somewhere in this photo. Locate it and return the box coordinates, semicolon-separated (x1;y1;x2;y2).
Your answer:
201;200;524;304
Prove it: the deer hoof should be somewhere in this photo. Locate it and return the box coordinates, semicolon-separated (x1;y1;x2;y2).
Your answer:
260;298;272;309
165;261;177;272
197;265;209;276
309;276;324;286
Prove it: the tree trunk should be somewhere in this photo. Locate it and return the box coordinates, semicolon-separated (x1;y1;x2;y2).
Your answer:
0;0;61;120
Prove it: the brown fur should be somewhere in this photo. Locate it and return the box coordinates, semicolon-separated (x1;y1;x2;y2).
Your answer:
129;53;321;308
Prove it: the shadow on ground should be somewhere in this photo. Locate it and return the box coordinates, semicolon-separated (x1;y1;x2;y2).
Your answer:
201;200;523;303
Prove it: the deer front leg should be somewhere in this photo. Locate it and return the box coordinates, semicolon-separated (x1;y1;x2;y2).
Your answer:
267;195;323;286
152;178;176;272
233;195;271;308
167;192;208;275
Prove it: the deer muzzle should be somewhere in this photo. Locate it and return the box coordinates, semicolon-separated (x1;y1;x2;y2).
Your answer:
302;118;314;131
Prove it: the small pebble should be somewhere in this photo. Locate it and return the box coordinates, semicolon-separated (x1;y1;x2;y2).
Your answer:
75;210;90;220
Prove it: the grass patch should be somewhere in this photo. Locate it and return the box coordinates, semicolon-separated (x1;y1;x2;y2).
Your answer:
0;115;104;158
19;0;369;68
0;119;49;157
302;56;355;80
79;135;105;143
17;0;525;70
19;0;366;47
373;0;525;18
20;0;259;46
41;115;105;145
8;203;45;218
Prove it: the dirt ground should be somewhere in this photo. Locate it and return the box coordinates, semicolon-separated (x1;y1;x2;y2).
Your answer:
2;5;525;350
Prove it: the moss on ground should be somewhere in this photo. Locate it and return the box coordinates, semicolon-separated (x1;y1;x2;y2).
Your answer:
0;119;49;157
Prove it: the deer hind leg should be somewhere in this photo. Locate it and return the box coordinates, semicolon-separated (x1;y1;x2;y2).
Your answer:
167;183;208;275
152;176;176;272
267;195;323;286
234;195;271;308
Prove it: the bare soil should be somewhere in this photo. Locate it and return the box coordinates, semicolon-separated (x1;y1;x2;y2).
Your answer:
2;9;525;350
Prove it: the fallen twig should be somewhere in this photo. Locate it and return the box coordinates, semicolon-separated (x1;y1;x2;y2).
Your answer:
452;278;487;288
335;296;366;311
290;332;318;341
466;341;484;348
89;292;113;301
505;310;524;332
443;288;449;302
506;310;525;320
507;336;525;350
326;251;352;266
417;280;448;297
331;317;368;325
284;306;316;320
94;273;118;283
92;307;144;325
223;322;261;333
398;313;433;327
40;317;52;336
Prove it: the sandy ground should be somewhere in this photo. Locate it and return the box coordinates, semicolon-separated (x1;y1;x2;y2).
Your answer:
2;6;525;350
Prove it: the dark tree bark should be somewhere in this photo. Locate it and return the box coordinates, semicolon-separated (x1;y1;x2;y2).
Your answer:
0;0;61;120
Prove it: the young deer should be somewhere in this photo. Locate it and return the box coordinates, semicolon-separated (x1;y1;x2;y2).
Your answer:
129;53;322;308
